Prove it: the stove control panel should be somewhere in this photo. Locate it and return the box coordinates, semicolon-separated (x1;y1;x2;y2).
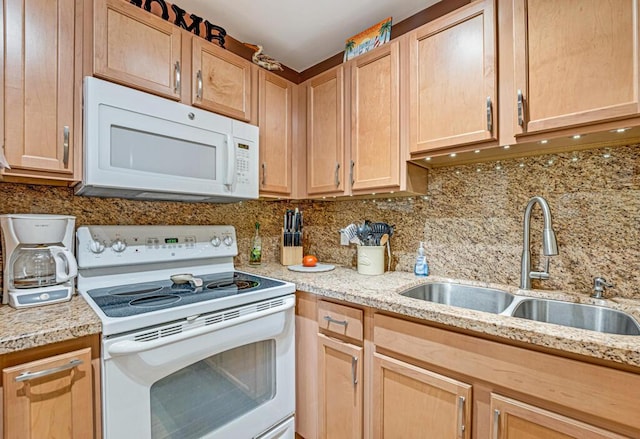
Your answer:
77;225;237;268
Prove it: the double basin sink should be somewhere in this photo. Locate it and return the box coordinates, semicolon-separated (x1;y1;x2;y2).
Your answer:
400;282;640;336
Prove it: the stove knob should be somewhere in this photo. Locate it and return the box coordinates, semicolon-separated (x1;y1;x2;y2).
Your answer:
210;236;221;247
89;240;106;254
223;236;234;247
111;239;127;253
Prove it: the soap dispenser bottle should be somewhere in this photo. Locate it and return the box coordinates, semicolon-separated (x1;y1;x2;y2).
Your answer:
414;242;429;277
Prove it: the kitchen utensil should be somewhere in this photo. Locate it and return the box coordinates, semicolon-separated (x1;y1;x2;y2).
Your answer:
369;222;394;245
356;222;372;244
380;234;389;246
342;223;362;245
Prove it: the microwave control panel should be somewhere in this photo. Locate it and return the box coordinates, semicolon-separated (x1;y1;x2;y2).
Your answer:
236;143;251;185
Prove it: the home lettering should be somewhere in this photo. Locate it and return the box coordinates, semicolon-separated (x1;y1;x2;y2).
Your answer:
129;0;226;47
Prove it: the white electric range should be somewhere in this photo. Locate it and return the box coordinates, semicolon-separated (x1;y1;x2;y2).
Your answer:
76;225;295;439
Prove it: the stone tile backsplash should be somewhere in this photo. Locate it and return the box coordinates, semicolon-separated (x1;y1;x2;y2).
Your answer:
1;143;638;298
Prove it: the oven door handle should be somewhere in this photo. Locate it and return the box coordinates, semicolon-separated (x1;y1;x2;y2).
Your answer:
107;296;295;356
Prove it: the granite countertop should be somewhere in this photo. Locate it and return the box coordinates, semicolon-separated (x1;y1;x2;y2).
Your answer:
0;295;102;355
3;264;639;370
240;263;640;369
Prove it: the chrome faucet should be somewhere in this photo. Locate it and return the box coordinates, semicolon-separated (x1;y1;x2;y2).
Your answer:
520;196;558;289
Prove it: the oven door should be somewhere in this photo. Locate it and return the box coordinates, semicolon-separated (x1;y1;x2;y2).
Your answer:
101;295;295;439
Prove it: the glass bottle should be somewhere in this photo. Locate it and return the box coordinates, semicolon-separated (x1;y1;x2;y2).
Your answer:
249;222;262;265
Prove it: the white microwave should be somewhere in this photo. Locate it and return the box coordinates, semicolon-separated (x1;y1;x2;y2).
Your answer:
76;77;259;203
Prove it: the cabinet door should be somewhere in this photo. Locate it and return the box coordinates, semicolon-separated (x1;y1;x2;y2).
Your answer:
513;0;640;134
259;70;293;196
3;348;93;439
490;394;628;439
372;353;471;439
3;0;77;178
94;0;182;100
306;66;346;196
409;0;496;155
317;333;362;439
350;40;401;193
192;38;253;122
296;292;319;439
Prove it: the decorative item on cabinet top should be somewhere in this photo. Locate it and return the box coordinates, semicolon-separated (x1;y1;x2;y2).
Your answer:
129;0;226;47
244;43;284;71
344;17;393;61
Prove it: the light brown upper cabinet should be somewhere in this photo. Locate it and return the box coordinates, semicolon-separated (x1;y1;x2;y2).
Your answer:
92;0;255;122
349;40;402;194
2;0;82;183
305;41;427;198
258;70;294;196
93;0;182;100
409;0;497;156
306;66;346;196
513;0;640;135
191;39;254;122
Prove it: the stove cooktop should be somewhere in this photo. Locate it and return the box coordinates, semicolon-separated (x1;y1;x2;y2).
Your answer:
85;271;285;318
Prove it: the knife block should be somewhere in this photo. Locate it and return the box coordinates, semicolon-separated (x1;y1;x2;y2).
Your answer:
281;229;303;266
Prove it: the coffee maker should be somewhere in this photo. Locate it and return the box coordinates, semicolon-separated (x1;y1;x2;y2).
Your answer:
0;214;78;308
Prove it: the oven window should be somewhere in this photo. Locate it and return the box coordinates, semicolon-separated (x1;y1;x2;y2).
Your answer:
150;340;276;439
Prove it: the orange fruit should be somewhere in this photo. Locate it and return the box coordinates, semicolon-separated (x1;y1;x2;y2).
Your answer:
302;255;318;267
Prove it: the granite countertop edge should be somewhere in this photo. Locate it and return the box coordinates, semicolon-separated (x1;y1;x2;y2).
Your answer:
240;263;640;369
0;295;102;355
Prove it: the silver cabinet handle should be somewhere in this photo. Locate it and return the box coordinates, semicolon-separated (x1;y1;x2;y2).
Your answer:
350;160;355;187
517;89;524;127
261;162;266;185
62;126;70;168
486;97;493;133
197;70;203;100
174;61;181;93
457;396;466;438
351;356;358;385
493;409;500;439
15;359;83;382
323;315;348;326
334;162;341;187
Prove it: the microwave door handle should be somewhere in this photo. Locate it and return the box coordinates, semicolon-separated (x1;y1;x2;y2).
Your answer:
224;134;236;187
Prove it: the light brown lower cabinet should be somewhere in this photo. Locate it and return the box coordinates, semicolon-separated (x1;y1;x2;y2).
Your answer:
317;333;363;439
3;348;94;439
0;335;101;439
295;294;640;439
374;313;640;438
490;394;628;439
372;352;471;439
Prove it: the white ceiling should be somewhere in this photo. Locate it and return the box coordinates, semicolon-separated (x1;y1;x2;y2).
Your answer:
176;0;442;72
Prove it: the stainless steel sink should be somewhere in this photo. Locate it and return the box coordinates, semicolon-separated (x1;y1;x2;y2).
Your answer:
510;298;640;336
400;282;515;314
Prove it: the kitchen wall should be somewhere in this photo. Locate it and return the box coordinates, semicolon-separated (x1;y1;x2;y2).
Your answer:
1;142;638;298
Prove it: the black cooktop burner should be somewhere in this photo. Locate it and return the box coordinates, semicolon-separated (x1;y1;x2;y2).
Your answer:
86;271;284;318
130;294;181;307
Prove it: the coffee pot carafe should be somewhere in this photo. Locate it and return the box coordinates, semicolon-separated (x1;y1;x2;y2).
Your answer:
10;245;78;288
1;214;77;308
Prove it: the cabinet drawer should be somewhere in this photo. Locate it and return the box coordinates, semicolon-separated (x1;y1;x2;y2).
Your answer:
317;300;363;341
